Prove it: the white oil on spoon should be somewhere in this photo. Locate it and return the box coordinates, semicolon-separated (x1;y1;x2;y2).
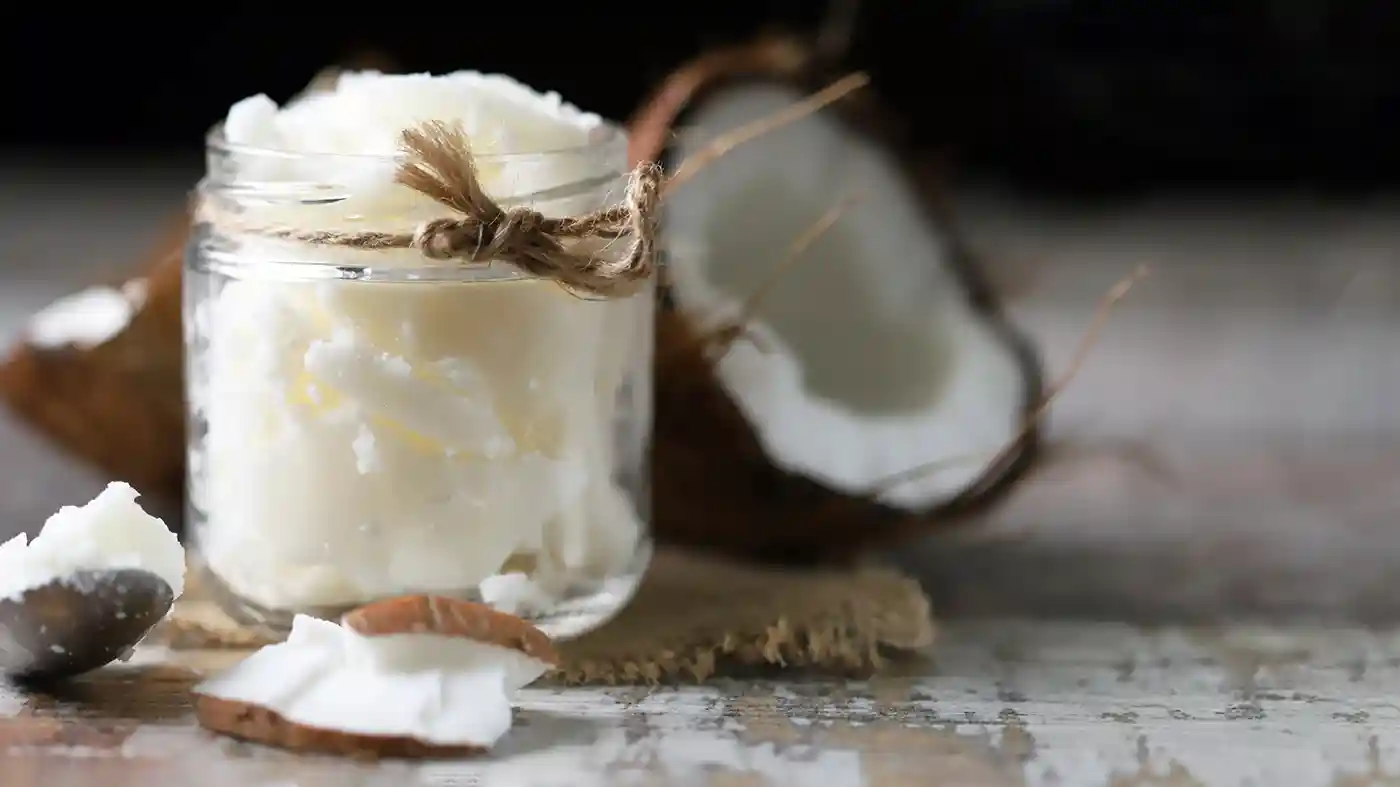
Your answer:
0;482;185;683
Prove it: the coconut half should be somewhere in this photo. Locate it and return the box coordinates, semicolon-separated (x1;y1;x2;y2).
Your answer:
192;596;558;759
634;36;1043;562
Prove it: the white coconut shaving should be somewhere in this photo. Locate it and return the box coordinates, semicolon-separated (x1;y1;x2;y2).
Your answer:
193;614;552;748
0;482;186;601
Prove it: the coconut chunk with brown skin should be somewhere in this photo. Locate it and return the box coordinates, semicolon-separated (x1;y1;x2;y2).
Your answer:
192;597;557;758
656;61;1040;513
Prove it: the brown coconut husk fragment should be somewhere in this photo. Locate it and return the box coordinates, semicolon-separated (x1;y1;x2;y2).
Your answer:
193;697;489;760
343;595;560;666
632;34;1045;565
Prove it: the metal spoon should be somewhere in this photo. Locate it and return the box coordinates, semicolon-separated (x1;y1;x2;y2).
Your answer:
0;569;174;684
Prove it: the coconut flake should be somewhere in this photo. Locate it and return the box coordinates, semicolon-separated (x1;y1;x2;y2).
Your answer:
193;614;551;749
0;482;186;601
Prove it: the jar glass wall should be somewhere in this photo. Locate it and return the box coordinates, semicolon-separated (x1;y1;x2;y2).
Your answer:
184;126;653;639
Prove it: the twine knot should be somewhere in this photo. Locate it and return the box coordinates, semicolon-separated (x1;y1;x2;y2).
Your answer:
392;121;661;297
411;206;549;263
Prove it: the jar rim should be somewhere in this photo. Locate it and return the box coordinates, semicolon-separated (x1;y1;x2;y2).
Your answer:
204;119;629;164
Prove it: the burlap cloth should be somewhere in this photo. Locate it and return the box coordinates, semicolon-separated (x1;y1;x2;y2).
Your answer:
149;549;934;685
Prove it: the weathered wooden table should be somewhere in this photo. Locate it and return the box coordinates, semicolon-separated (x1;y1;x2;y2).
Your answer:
3;163;1400;785
7;623;1400;786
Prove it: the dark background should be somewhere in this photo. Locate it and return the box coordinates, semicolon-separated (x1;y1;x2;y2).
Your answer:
3;3;1399;195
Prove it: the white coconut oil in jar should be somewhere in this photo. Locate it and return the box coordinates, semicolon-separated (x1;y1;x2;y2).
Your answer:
184;71;655;638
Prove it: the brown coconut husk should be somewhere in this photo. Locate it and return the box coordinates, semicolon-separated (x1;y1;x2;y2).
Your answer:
631;34;1045;565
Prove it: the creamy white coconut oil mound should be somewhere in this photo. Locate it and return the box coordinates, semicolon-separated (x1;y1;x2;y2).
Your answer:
185;70;655;639
0;481;185;603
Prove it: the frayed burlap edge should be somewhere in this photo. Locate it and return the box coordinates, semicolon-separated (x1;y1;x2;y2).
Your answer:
150;549;934;685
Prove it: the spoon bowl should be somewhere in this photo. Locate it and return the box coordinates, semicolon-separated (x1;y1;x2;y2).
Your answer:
0;569;175;684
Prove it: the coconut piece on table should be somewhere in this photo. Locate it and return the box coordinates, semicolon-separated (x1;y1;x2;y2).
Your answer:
192;596;558;759
632;35;1043;563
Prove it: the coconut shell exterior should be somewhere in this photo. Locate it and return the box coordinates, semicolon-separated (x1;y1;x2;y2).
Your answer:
632;34;1045;564
194;695;490;760
343;595;560;665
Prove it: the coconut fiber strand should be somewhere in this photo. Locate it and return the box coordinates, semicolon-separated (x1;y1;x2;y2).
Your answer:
152;548;935;685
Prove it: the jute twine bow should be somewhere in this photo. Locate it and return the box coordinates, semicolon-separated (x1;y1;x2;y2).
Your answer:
252;120;662;299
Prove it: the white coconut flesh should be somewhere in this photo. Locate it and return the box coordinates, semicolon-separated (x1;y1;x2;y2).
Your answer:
663;83;1032;510
193;614;552;748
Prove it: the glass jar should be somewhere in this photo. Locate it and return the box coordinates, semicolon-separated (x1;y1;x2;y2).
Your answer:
183;124;653;639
